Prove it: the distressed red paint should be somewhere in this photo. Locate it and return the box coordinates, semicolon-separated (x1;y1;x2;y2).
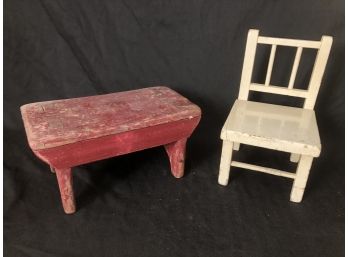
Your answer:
20;86;201;214
164;139;187;178
55;168;75;214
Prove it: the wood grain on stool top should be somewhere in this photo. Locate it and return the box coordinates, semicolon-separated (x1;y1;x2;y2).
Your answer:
21;86;201;150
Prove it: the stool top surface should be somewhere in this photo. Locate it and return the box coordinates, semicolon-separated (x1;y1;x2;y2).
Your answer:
21;86;201;150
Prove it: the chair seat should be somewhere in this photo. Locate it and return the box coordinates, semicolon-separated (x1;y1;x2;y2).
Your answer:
221;100;321;157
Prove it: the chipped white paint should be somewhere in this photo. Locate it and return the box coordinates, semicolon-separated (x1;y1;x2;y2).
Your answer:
290;155;313;202
304;36;333;109
231;161;296;179
257;36;321;49
218;141;233;186
249;83;308;98
290;153;300;163
265;44;276;86
218;29;332;202
288;47;303;89
233;142;240;151
238;29;259;100
221;100;321;157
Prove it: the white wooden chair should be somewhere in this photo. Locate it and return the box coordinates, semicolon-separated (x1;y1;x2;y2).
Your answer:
218;29;332;202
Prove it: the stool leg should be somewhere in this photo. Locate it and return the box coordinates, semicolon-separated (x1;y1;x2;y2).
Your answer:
218;140;233;186
164;138;187;178
290;155;313;203
55;168;76;214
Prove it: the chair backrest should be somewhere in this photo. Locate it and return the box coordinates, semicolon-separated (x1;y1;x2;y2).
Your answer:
238;29;332;109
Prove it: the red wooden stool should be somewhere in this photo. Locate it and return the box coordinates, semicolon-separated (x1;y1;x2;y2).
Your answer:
20;86;201;214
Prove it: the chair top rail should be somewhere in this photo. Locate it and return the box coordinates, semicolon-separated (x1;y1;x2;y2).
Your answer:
258;36;321;49
238;29;332;109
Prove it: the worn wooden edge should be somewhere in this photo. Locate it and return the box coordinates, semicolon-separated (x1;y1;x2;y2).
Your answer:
20;106;37;151
220;131;321;157
33;115;201;168
20;86;172;109
22;113;201;151
20;86;200;112
20;86;202;150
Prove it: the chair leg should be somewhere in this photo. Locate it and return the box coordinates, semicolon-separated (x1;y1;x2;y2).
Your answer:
218;140;234;186
290;153;300;163
164;138;187;178
290;155;313;203
233;143;240;151
55;168;76;214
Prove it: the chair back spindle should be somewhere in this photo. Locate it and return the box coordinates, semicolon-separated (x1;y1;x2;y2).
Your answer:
238;29;333;110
